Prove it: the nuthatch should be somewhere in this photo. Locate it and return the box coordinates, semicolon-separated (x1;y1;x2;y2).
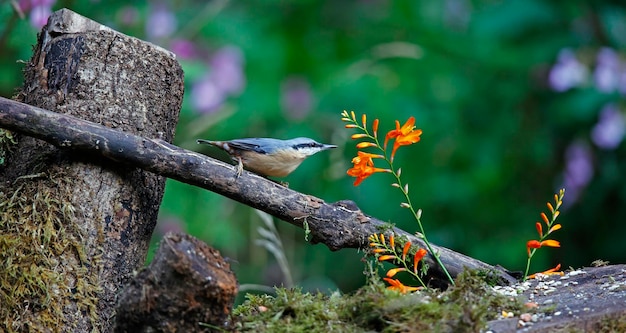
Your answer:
196;137;337;177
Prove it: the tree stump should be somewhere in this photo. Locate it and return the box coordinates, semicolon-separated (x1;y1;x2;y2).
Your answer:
0;8;183;332
115;233;238;333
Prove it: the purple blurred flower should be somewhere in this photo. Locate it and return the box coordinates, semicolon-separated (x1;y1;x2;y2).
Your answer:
281;76;314;121
591;104;625;150
210;46;245;95
190;46;246;114
145;4;177;40
191;76;225;113
29;5;53;28
170;39;197;59
620;71;626;95
548;49;588;92
594;47;622;93
19;0;55;12
116;6;140;26
565;141;594;188
560;141;594;207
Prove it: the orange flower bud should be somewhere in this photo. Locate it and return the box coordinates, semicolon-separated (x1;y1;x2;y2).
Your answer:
541;212;549;225
386;267;406;277
373;119;379;138
549;224;562;233
345;124;357;128
356;142;377;148
535;222;543;237
389;234;395;249
362;114;367;128
540;239;560;248
401;242;411;261
378;255;396;262
351;133;368;139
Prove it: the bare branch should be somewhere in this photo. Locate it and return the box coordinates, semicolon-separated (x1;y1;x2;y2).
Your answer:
0;96;517;284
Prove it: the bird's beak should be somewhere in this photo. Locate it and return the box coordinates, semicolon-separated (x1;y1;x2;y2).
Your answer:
323;144;338;150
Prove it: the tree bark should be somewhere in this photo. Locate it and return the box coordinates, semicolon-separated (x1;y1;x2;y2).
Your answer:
0;8;183;332
115;233;238;333
487;264;626;332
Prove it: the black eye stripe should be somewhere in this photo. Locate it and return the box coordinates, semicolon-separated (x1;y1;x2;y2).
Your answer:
293;142;320;149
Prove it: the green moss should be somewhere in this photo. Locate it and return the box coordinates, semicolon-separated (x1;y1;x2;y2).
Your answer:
594;314;626;333
0;129;17;166
232;269;526;332
0;175;102;332
374;222;396;234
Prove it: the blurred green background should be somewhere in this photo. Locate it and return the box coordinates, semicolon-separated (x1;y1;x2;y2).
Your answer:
2;0;626;294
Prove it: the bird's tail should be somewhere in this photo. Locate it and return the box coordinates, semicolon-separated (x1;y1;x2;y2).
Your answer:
196;139;218;146
197;139;229;151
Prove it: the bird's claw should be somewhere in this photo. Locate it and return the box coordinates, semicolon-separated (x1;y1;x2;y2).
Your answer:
236;157;244;178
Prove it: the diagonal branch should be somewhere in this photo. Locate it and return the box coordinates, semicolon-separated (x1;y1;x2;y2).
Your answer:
0;96;517;285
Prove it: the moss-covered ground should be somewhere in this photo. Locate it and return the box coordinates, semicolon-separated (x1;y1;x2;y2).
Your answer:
232;270;527;333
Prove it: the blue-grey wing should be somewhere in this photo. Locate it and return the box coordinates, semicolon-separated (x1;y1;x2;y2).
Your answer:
227;138;281;154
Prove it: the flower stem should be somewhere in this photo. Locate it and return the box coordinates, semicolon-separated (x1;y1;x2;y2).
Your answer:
389;169;456;286
523;249;535;281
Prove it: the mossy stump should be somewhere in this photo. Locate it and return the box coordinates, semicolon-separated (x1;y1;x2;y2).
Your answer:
0;8;183;332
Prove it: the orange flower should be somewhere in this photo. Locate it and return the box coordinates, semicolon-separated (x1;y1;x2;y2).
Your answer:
528;264;563;279
413;248;428;275
527;240;541;249
526;239;560;256
526;240;541;256
383;278;422;293
346;151;390;186
384;117;422;161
